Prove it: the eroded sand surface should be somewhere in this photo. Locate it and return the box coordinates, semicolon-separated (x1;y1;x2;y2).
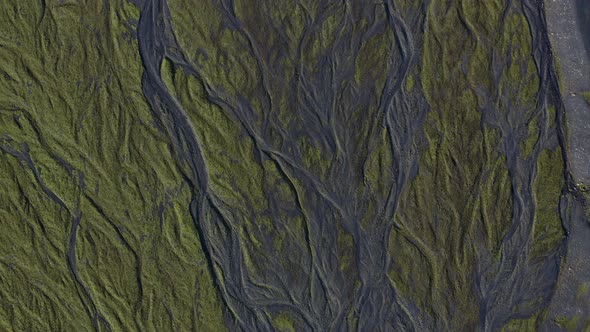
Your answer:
545;0;590;329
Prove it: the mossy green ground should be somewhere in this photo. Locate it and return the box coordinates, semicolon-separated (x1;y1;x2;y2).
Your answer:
0;1;225;330
0;0;571;330
389;0;564;329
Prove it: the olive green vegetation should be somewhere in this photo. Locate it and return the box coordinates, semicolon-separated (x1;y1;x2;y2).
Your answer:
169;0;564;329
501;311;545;332
554;316;579;332
0;0;570;330
0;1;225;330
272;312;297;332
554;311;590;332
532;147;565;257
581;91;590;105
576;282;589;302
167;0;385;290
390;0;563;330
160;57;313;292
577;183;590;224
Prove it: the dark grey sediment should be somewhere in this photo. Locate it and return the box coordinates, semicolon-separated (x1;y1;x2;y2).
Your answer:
133;0;586;329
544;0;590;328
546;0;590;183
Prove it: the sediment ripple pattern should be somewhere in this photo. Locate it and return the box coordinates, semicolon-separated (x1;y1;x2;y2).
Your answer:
0;0;582;331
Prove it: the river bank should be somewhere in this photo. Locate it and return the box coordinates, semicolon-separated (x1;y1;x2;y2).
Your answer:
544;0;590;329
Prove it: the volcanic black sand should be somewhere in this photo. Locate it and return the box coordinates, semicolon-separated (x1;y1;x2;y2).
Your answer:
544;0;590;329
0;0;588;330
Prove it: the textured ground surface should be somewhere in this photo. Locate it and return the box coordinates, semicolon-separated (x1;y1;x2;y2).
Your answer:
545;0;590;330
0;0;587;331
